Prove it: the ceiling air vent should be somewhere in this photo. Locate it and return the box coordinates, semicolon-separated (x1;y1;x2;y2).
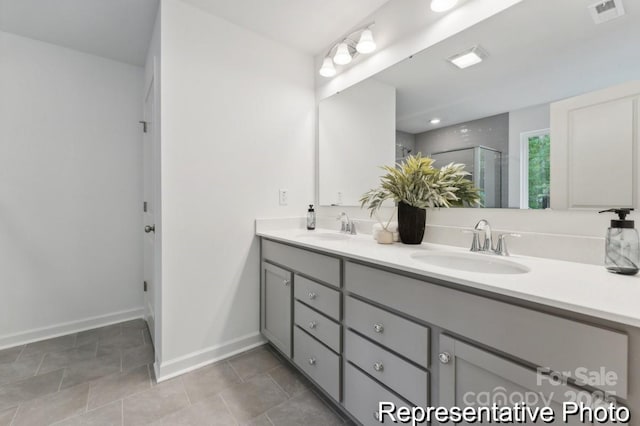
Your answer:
588;0;626;24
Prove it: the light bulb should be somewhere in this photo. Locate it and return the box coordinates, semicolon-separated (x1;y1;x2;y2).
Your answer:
431;0;458;12
356;29;376;54
319;57;336;77
333;42;352;65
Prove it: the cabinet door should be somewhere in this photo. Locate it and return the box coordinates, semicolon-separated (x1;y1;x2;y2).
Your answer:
261;262;292;357
439;335;604;425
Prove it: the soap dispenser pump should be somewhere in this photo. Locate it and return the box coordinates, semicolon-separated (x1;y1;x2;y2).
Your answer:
307;204;316;230
598;208;639;275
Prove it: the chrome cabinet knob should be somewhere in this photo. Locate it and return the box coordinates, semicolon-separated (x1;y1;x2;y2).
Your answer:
373;323;384;333
144;225;155;233
308;357;316;366
308;292;317;300
308;321;317;329
373;362;384;372
439;352;452;364
283;279;290;286
374;411;380;420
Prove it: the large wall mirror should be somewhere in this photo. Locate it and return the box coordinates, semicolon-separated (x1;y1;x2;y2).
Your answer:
318;0;640;209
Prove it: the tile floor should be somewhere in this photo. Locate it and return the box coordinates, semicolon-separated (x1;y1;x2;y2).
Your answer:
0;321;351;425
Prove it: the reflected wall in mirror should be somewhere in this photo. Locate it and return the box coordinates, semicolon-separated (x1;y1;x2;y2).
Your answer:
318;0;640;209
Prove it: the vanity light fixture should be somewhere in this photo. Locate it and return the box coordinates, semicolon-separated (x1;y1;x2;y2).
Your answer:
318;23;377;78
430;118;441;124
431;0;458;12
448;46;487;69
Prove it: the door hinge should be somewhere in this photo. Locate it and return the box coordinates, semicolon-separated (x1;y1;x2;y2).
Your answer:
143;281;148;292
143;201;148;212
138;121;148;133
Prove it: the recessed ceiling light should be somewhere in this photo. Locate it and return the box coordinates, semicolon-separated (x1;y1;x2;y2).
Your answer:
448;46;487;69
431;0;458;12
430;118;441;125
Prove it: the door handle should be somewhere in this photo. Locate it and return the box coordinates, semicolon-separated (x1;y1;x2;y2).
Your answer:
144;225;155;233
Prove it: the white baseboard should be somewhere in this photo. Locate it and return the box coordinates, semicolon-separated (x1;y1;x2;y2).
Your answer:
155;332;267;382
0;307;145;351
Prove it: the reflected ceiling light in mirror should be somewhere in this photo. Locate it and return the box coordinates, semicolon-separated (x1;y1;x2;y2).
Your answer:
334;42;353;65
319;57;337;77
318;23;376;78
430;118;441;124
448;46;487;69
431;0;458;12
357;29;377;54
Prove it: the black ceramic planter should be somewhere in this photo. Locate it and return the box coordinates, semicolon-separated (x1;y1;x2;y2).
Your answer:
397;201;426;244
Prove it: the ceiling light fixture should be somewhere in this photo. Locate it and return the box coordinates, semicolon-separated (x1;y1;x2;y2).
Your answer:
448;46;487;69
430;118;441;125
318;23;376;78
431;0;458;12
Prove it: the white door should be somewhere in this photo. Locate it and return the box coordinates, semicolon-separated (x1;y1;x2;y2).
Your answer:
143;78;156;345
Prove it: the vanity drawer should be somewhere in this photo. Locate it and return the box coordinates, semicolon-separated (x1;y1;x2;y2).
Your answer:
345;261;629;398
345;296;429;367
344;363;422;426
294;301;341;353
294;275;340;320
345;330;428;407
293;327;340;401
262;240;340;288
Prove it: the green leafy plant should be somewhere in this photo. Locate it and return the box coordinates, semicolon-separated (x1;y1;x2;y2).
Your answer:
360;154;481;214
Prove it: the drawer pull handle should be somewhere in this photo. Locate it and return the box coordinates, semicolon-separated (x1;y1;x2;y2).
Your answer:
308;292;317;300
439;352;452;364
308;357;316;366
373;323;384;333
308;321;317;329
373;362;384;372
283;279;290;286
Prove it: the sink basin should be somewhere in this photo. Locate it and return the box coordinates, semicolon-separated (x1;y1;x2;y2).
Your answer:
296;232;350;241
410;251;530;275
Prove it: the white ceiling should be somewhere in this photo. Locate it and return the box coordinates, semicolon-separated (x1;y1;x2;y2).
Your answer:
0;0;159;66
371;0;640;133
181;0;391;54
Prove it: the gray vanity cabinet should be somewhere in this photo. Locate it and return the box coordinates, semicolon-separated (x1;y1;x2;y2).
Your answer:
261;262;293;358
439;335;599;425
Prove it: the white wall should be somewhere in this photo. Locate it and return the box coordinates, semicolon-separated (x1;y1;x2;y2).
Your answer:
158;0;315;378
319;79;395;206
508;104;550;208
0;31;144;348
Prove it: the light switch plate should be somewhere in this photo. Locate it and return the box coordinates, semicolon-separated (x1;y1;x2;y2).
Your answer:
279;189;289;206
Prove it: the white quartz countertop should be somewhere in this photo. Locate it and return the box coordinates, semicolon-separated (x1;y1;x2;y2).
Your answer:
256;224;640;328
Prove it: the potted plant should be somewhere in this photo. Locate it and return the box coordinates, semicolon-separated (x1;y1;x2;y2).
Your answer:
360;154;481;244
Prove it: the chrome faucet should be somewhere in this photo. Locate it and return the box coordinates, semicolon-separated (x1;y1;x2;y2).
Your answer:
474;219;494;252
467;219;520;256
337;212;357;235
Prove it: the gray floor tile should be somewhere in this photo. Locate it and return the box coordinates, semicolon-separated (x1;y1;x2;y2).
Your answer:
122;345;154;371
21;335;77;358
153;394;236;426
0;369;64;411
0;407;17;426
0;346;24;365
265;391;343;426
88;364;151;410
122;378;190;426
220;375;287;422
239;414;271;426
0;352;43;386
60;353;122;390
267;364;309;398
228;347;280;381
142;328;152;346
121;319;147;330
38;342;98;375
182;362;241;404
11;383;89;426
53;401;123;426
76;325;122;347
98;331;144;352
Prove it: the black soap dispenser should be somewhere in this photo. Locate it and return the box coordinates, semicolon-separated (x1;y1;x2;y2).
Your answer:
307;204;316;230
598;208;639;275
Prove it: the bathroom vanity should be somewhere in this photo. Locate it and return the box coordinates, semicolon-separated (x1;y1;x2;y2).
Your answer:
258;225;640;425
